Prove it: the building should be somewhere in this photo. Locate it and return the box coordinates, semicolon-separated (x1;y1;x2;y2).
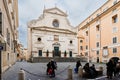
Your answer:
0;0;19;72
78;0;120;63
28;7;78;58
23;48;29;61
16;43;24;61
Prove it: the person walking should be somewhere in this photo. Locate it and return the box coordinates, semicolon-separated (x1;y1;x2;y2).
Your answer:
116;60;120;75
46;61;52;75
46;59;57;77
75;60;82;73
50;59;57;77
90;64;98;77
106;59;115;79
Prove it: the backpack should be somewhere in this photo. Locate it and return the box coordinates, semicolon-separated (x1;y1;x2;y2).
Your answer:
74;67;78;73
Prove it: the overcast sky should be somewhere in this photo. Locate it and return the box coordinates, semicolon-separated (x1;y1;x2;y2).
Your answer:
18;0;107;48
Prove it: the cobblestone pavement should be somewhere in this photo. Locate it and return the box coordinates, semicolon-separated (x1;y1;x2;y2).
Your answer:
2;61;119;80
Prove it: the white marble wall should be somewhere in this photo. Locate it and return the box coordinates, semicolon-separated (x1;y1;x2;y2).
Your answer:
28;7;78;58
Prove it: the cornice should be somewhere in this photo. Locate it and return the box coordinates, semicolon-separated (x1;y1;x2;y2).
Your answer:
79;1;120;30
32;26;76;34
32;27;77;35
46;12;66;17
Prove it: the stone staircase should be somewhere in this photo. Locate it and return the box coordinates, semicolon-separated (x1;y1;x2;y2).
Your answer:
32;57;87;62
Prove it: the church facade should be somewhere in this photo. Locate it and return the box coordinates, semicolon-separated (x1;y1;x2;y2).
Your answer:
28;7;78;58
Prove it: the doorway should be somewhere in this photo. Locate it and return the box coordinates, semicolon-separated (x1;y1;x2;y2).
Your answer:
54;47;60;57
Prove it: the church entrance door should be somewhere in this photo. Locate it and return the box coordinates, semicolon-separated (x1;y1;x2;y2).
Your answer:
54;47;60;57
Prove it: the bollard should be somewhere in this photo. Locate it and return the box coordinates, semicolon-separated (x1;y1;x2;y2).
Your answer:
99;66;103;75
99;66;103;71
68;66;72;80
18;69;25;80
78;66;83;77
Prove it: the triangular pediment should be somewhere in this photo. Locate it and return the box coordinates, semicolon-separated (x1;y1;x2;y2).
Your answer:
32;26;76;35
44;7;67;16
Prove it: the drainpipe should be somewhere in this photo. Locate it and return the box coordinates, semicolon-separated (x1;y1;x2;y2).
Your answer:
98;15;101;63
87;22;90;62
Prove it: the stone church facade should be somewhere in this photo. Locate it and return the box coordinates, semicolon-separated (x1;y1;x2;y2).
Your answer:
28;7;78;58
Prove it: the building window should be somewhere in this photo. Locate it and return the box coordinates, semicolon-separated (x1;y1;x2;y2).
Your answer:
86;45;88;50
0;12;2;35
7;29;10;45
70;40;72;44
112;27;117;33
96;42;99;47
113;48;117;53
86;31;88;36
7;53;9;60
96;34;100;39
96;50;99;55
85;52;88;56
113;37;117;44
80;40;83;43
86;39;88;42
11;40;13;50
113;0;117;5
38;37;41;41
96;25;100;31
112;15;118;23
54;35;59;41
103;49;108;56
52;19;59;27
80;46;83;50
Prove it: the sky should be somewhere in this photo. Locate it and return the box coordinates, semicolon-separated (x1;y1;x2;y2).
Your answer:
18;0;107;48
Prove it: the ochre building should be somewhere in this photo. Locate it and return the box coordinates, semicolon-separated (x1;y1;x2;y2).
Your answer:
78;0;120;63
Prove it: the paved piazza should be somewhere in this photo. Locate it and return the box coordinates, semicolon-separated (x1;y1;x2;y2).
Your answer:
2;62;120;80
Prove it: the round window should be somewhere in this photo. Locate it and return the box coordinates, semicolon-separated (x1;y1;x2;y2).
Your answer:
38;37;41;41
70;40;72;44
53;20;59;27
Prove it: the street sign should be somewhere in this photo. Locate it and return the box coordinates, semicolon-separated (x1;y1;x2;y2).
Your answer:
0;46;3;50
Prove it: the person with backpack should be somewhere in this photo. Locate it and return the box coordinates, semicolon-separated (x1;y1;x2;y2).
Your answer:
46;59;57;77
75;60;82;73
50;59;57;77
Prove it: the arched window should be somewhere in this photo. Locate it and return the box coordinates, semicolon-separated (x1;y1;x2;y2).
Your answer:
52;19;59;27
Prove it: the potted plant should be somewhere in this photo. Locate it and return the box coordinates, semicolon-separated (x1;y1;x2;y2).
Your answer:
46;50;49;57
64;50;67;57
